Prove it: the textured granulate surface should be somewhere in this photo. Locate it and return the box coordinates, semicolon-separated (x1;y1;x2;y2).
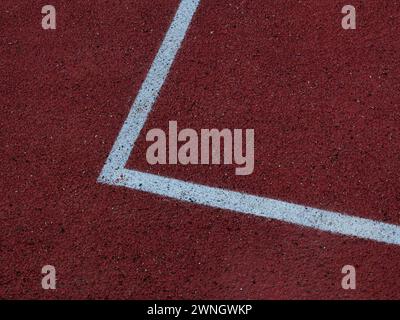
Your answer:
1;0;400;299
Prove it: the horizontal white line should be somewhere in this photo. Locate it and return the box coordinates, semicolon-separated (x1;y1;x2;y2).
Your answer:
98;0;400;246
99;169;400;246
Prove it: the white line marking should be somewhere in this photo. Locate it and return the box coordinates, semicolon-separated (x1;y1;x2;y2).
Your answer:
99;0;201;180
98;0;400;246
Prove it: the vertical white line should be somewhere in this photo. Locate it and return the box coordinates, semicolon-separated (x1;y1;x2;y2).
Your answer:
99;0;201;182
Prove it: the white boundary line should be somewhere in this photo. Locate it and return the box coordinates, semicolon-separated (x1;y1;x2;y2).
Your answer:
98;0;400;246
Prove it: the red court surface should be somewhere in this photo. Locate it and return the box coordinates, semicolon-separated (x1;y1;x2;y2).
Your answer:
1;0;400;299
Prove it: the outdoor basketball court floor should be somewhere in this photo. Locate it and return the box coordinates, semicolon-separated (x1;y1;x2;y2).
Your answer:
2;0;400;299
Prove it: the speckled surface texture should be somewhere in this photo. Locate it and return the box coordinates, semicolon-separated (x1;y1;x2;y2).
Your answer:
1;0;400;299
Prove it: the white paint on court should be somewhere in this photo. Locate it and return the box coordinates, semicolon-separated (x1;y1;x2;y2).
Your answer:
98;0;400;246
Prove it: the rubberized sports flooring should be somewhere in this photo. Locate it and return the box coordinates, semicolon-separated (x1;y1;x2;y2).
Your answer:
1;0;400;299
